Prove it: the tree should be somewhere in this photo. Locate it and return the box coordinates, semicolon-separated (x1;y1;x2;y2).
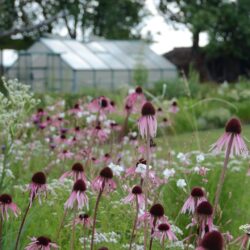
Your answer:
91;0;144;39
0;0;145;49
206;0;250;60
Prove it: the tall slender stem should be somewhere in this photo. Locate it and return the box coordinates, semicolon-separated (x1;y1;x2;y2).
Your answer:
71;205;77;250
213;134;234;216
0;216;3;249
90;188;103;250
119;113;129;141
14;202;31;250
129;197;139;250
83;225;87;250
56;209;68;239
149;218;157;250
144;134;151;250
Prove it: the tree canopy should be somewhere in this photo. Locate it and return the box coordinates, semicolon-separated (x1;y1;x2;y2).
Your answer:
0;0;145;50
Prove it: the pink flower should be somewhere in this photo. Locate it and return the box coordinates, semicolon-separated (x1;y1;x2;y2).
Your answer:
196;201;214;238
169;101;179;113
68;103;83;117
58;149;74;160
153;223;177;243
25;236;58;250
60;162;86;182
28;172;47;204
74;213;92;228
88;96;115;114
0;194;20;220
210;118;248;156
65;179;88;210
138;102;157;138
123;185;145;208
181;187;207;214
125;86;146;114
91;124;109;142
92;167;116;193
139;203;168;228
196;230;224;250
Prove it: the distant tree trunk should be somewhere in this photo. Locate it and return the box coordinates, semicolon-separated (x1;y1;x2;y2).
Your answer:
0;49;3;77
192;30;200;54
191;30;212;82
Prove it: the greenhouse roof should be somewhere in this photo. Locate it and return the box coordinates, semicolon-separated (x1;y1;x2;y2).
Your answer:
40;38;176;71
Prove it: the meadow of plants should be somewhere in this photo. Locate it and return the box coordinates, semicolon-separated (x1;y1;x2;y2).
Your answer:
0;78;250;250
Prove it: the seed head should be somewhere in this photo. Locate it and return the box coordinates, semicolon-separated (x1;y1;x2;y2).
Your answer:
100;167;113;179
79;213;89;220
73;180;86;192
141;102;156;116
225;118;241;134
197;201;213;216
32;172;46;185
0;194;12;204
100;98;108;108
36;236;51;246
200;231;224;250
72;162;84;172
132;186;143;195
150;203;165;217
135;86;143;94
158;223;170;232
191;187;204;198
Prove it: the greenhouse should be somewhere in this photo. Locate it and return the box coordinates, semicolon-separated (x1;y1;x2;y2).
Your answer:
7;38;177;92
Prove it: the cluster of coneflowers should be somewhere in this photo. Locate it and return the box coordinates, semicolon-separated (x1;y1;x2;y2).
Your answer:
1;86;249;250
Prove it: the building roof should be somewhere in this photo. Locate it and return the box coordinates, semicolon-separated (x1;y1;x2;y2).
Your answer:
40;38;176;71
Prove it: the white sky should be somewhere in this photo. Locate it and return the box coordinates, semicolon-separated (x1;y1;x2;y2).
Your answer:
143;0;208;54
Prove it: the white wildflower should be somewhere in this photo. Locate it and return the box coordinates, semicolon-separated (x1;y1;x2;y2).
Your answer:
176;179;187;189
108;162;124;176
163;168;175;179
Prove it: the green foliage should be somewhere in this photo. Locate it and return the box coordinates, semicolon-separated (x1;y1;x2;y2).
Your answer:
206;0;250;60
132;63;148;87
90;0;144;39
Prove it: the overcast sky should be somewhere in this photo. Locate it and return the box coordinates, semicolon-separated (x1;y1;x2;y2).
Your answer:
143;0;208;54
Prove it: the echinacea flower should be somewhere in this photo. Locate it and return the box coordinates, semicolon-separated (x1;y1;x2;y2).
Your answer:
74;213;92;228
60;162;86;182
196;201;214;238
25;236;58;250
28;172;47;204
58;149;74;160
0;194;20;220
153;223;177;243
65;179;88;210
169;101;179;113
125;86;146;114
139;203;167;228
91;124;109;142
196;231;224;250
88;96;115;114
123;185;145;208
138;102;157;138
68;103;84;117
181;187;207;214
92;167;116;193
210;118;248;156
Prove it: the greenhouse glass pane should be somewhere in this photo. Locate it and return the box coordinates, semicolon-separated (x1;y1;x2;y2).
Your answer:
62;40;108;69
96;54;125;69
41;39;92;70
94;42;135;69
